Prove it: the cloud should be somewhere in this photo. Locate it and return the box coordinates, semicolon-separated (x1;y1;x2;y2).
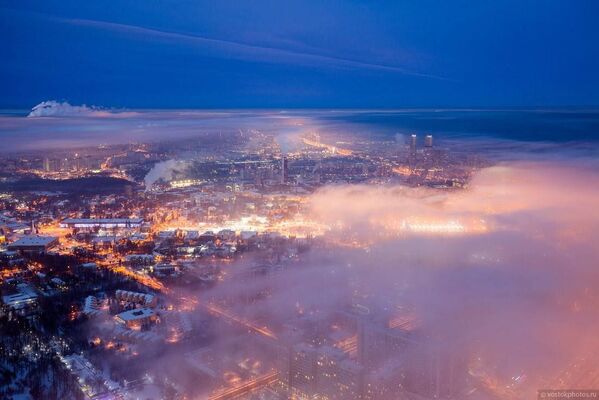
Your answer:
308;162;599;241
53;16;447;80
27;100;137;118
27;100;97;117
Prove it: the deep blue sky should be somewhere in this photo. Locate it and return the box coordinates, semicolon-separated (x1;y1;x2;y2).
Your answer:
1;1;598;108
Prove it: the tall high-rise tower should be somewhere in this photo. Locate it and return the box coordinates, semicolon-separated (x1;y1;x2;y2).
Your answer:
410;134;417;152
424;134;433;148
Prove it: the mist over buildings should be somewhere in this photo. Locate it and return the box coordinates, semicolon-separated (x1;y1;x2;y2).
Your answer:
3;104;599;157
130;160;599;398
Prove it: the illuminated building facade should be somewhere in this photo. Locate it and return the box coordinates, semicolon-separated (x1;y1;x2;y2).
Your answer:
114;307;157;330
7;235;59;253
60;218;144;231
410;134;417;152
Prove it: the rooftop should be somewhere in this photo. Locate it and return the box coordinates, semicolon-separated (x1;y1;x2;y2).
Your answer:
8;235;58;247
2;284;38;307
115;307;155;322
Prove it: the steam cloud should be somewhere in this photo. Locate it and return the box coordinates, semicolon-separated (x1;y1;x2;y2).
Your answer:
27;100;101;117
144;159;191;189
26;100;137;118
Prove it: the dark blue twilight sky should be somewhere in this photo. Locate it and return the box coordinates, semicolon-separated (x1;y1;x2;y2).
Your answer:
1;1;598;109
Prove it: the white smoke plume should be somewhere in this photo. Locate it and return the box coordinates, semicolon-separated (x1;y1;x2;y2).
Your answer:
26;100;137;118
27;100;99;117
144;159;191;189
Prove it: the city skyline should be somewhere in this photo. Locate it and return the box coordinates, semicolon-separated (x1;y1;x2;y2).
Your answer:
1;2;599;400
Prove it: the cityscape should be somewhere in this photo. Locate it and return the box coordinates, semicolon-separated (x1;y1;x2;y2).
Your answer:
2;2;599;400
